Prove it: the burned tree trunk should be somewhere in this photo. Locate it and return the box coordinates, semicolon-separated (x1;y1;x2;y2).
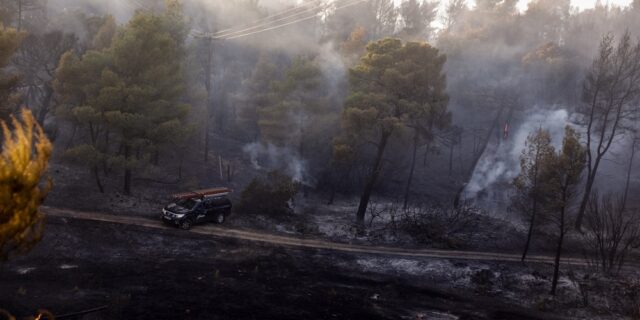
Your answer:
403;130;420;210
622;138;637;210
551;209;565;295
124;145;132;195
356;132;390;227
92;165;104;193
454;105;504;207
575;32;640;230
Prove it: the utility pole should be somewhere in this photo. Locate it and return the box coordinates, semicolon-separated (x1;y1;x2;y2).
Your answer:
203;35;215;163
17;0;23;31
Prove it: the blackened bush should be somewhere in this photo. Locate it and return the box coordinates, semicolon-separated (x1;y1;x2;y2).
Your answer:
238;171;300;217
583;193;640;275
397;205;479;247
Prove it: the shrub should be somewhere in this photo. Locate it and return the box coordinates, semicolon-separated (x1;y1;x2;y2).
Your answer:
396;205;478;247
238;171;299;217
582;193;640;275
0;109;52;261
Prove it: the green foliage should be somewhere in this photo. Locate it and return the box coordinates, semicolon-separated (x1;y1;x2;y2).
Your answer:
55;9;191;193
91;15;116;50
0;109;52;261
337;38;449;223
238;171;300;217
340;38;448;146
258;56;323;148
512;128;555;218
237;53;281;140
542;126;586;213
399;0;438;40
0;24;24;120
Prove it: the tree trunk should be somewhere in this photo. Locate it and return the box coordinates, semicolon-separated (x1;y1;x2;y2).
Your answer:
17;0;22;31
522;142;544;261
454;105;506;207
551;207;566;296
622;138;636;211
177;150;184;181
37;85;54;124
65;124;77;151
575;172;596;230
522;208;536;262
403;131;419;210
203;39;214;163
448;141;454;176
93;165;104;193
103;129;110;176
328;184;336;205
423;142;430;167
356;132;390;227
124;145;132;195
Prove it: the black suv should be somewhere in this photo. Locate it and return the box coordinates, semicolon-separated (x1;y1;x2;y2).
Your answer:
162;189;232;230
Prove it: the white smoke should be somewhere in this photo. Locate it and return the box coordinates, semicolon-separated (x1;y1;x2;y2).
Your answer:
242;142;315;186
463;108;570;206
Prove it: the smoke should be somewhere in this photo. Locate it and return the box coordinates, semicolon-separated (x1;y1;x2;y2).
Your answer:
462;108;570;206
243;142;315;186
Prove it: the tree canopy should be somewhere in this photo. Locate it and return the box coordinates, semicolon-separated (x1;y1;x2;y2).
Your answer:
55;9;191;194
338;38;449;225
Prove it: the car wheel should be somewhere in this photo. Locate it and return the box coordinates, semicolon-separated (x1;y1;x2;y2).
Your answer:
214;212;225;224
180;219;192;230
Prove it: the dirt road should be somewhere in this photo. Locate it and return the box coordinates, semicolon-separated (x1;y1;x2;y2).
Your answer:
42;206;608;267
3;210;573;320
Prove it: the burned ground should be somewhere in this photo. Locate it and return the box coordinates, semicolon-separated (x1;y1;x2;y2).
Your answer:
0;216;579;320
1;214;638;320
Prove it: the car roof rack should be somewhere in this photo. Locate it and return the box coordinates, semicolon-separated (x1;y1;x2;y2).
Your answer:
172;187;232;200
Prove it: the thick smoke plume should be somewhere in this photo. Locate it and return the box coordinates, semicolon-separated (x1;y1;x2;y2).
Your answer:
463;109;570;208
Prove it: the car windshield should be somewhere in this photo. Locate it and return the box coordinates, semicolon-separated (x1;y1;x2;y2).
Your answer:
175;198;199;210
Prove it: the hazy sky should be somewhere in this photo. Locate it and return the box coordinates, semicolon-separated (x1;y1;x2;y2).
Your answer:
514;0;632;11
421;0;635;12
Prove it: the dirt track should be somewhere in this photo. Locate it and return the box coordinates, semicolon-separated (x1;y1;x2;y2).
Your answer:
3;211;575;320
41;206;611;267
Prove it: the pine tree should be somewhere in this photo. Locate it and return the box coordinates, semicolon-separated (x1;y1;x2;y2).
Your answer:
55;29;114;193
337;38;449;226
0;24;24;121
258;56;323;152
237;54;281;141
399;0;439;40
543;126;585;295
512;128;555;261
55;9;191;195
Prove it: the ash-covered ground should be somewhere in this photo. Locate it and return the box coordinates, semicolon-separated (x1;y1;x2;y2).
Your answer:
0;216;550;320
29;160;640;319
1;213;638;319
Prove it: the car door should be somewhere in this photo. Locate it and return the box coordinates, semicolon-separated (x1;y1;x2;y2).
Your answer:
202;200;216;222
212;197;230;216
194;202;208;223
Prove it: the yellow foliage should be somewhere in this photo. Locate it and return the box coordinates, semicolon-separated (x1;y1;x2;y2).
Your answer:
0;108;52;260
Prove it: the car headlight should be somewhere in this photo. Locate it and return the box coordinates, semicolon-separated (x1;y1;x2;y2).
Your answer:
174;213;185;219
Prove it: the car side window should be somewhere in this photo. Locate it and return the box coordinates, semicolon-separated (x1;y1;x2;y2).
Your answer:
212;197;226;207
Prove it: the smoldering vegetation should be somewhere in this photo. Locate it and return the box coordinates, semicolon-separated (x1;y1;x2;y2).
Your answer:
2;0;640;318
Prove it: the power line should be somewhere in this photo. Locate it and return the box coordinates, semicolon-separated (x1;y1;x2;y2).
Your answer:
208;0;367;40
211;0;324;38
214;0;322;35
